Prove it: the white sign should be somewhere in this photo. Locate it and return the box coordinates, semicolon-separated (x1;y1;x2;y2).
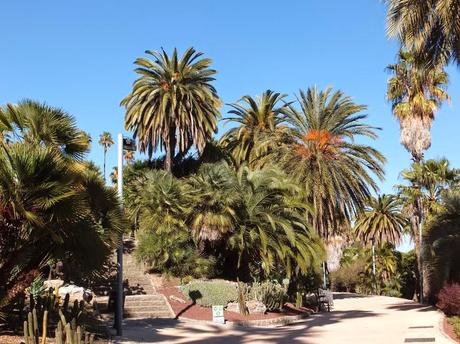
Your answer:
212;305;225;324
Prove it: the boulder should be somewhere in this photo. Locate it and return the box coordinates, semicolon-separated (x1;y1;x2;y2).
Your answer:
43;279;64;291
59;285;93;303
226;302;240;313
246;300;266;314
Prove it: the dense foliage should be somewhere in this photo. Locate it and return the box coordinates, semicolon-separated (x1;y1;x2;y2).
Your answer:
0;101;124;313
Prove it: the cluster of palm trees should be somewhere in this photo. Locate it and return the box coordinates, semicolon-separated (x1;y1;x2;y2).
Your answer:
0;101;124;314
385;0;460;301
120;47;390;287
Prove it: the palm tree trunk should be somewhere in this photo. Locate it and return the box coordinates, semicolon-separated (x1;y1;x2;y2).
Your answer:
103;149;107;183
412;156;425;303
164;127;176;173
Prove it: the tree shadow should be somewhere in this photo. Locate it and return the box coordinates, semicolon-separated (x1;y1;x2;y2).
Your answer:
113;308;381;343
332;293;368;300
174;290;202;320
386;302;434;312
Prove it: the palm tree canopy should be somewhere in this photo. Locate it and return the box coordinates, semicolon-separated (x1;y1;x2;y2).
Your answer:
99;131;114;151
220;90;290;166
121;47;221;168
386;0;460;66
354;194;407;246
274;86;385;239
0;100;90;160
386;50;449;161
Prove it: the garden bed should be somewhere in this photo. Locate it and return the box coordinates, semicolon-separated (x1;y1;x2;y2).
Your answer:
157;279;313;324
444;317;460;343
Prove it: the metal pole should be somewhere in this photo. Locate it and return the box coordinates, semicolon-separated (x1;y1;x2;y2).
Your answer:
322;262;327;289
372;240;377;294
419;217;423;304
116;133;123;335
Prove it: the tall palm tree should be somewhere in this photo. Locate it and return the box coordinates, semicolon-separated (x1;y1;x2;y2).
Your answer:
386;0;460;67
121;47;222;172
386;50;450;163
99;132;114;181
274;86;385;240
354;195;407;292
220;90;290;166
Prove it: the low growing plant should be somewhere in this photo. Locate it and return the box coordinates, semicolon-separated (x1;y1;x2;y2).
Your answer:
448;316;460;339
180;280;238;307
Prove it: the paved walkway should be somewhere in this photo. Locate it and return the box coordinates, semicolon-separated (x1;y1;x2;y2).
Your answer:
113;293;454;344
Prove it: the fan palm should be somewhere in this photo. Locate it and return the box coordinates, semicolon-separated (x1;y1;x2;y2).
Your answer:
0;100;91;161
386;50;450;163
99;132;114;181
354;194;407;292
124;150;135;164
121;47;221;172
0;102;124;312
386;0;460;67
274;86;385;240
220;90;290;166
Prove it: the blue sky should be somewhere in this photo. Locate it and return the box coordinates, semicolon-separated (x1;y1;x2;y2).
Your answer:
2;1;459;243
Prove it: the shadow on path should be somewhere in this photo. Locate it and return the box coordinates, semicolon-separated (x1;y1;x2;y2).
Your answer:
114;309;380;344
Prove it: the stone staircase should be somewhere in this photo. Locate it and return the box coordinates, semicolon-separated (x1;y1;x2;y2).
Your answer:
93;240;174;319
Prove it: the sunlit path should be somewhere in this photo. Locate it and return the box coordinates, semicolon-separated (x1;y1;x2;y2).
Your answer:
113;293;453;344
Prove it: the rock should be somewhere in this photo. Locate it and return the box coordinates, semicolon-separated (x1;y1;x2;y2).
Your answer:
43;279;64;290
226;302;240;313
59;285;93;303
169;295;186;304
246;300;266;314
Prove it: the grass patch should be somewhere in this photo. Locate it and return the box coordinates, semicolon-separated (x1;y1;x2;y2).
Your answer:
448;316;460;339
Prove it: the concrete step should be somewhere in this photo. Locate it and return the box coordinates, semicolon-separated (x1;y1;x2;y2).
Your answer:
124;311;173;318
124;305;168;312
125;295;164;301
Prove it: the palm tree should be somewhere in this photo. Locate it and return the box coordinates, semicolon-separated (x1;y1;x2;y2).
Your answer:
121;47;221;172
397;158;460;300
227;164;324;279
386;0;460;67
423;189;460;302
220;90;290;166
124;150;135;165
0;100;91;161
99;132;114;181
386;50;450;163
354;195;407;293
0;103;124;312
274;86;385;240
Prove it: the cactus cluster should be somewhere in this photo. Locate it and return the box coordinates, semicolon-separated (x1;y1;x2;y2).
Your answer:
246;280;287;311
22;290;95;344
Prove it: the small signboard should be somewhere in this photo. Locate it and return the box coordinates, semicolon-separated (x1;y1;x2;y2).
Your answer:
212;305;225;324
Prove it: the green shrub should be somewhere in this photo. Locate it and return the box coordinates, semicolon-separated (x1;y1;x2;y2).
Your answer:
180;280;238;307
331;260;368;293
247;280;287;311
448;316;460;339
135;229;215;278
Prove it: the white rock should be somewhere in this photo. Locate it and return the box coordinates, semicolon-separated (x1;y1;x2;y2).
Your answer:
226;302;240;313
59;284;93;303
43;279;64;290
246;300;266;314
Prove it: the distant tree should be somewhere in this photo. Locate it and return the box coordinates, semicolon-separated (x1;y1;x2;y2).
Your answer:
122;47;221;172
354;195;407;292
98;132;114;181
124;150;135;164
